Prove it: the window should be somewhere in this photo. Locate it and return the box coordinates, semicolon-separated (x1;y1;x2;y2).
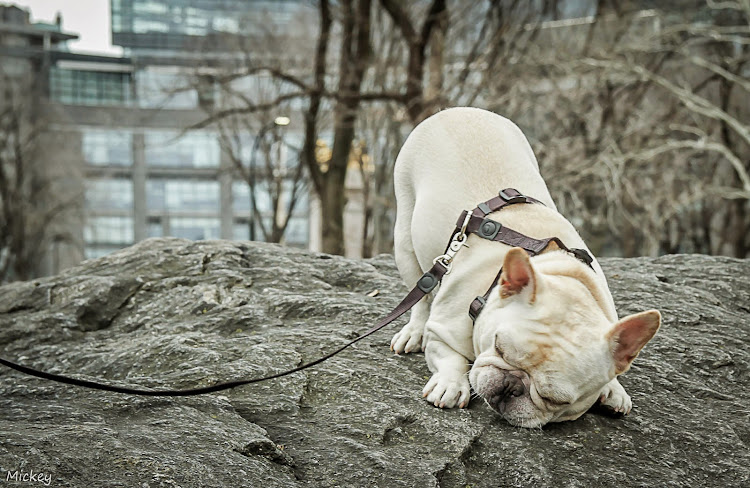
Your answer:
232;181;273;213
133;1;168;14
148;179;220;212
186;16;207;27
84;216;134;245
556;0;597;20
232;180;308;245
233;222;250;241
232;181;250;212
221;133;256;167
136;69;197;109
213;16;239;33
133;19;170;33
146;221;164;237
82;129;132;166
146;180;165;210
185;26;207;35
282;180;308;213
169;217;220;240
232;218;271;241
145;130;219;167
86;179;133;210
50;68;132;106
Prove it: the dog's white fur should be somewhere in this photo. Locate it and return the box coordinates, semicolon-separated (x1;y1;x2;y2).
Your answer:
392;107;660;427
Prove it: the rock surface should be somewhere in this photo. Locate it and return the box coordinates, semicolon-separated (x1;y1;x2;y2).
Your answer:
0;238;748;488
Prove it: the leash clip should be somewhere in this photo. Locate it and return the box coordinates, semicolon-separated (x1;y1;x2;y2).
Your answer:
434;210;472;273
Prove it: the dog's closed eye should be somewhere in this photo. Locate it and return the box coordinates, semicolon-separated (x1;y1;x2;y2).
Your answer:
541;395;571;406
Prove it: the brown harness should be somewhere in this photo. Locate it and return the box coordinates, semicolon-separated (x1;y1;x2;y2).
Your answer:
0;188;593;396
456;188;594;321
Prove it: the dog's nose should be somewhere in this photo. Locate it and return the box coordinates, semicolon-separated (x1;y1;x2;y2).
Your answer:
502;374;525;397
488;373;525;411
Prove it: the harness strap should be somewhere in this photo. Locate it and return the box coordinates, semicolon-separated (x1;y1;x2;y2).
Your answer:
474;187;545;216
451;188;541;238
465;189;594;321
0;262;449;396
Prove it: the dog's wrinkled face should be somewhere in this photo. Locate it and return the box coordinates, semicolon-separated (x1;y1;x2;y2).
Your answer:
469;248;660;428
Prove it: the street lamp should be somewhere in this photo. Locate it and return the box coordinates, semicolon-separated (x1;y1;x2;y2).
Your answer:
248;116;289;241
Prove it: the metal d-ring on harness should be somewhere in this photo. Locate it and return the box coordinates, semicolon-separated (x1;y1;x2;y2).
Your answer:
0;188;593;397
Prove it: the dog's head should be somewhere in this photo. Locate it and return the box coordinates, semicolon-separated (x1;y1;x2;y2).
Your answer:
469;248;660;428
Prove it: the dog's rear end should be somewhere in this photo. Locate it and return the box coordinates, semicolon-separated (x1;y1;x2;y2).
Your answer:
393;107;555;273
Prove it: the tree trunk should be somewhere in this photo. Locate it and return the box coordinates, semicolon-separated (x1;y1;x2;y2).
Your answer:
318;0;371;255
320;155;348;255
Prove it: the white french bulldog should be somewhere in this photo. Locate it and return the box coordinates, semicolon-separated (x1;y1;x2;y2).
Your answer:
391;107;661;428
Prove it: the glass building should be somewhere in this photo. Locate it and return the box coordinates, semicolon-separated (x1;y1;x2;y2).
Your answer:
54;0;312;259
50;67;133;106
1;1;313;271
111;0;310;51
78;117;308;258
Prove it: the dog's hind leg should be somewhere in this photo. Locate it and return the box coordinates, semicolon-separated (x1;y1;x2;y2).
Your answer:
391;197;431;354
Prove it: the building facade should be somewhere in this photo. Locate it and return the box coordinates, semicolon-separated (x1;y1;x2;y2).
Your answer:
1;1;327;278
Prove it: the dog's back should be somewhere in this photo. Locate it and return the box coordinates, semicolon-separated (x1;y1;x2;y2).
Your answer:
394;107;556;266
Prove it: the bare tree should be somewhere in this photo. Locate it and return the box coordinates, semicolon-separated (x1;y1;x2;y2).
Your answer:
453;1;750;257
353;1;556;255
192;0;453;255
189;0;748;259
316;0;373;255
0;70;80;282
215;111;307;244
378;0;448;123
566;1;750;256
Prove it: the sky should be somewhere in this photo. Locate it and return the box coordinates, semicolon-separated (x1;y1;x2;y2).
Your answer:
10;0;122;56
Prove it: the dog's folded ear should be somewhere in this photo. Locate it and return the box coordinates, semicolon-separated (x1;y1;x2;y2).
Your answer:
607;310;661;375
499;248;537;303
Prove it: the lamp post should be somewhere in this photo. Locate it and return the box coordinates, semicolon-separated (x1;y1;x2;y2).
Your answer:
248;116;290;241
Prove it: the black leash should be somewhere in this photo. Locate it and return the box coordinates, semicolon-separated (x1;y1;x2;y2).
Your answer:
0;260;449;396
0;187;593;397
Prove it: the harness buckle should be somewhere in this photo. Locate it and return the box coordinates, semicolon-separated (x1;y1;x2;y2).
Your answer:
499;189;527;204
468;295;487;321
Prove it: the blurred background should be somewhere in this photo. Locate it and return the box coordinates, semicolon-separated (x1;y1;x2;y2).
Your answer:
0;0;747;284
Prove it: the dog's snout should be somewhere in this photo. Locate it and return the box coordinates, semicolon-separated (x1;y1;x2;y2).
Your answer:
487;371;526;411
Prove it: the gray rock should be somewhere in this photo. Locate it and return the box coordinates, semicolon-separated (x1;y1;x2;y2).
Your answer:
0;238;748;487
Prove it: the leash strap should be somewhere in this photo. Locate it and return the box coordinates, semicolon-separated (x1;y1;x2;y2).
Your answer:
0;261;449;396
0;187;594;395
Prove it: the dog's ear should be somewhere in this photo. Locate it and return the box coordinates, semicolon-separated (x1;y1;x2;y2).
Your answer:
499;248;537;303
607;310;661;375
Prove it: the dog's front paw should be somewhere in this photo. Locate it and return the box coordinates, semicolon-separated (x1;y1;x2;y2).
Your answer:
422;372;471;409
391;321;424;354
598;379;632;415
